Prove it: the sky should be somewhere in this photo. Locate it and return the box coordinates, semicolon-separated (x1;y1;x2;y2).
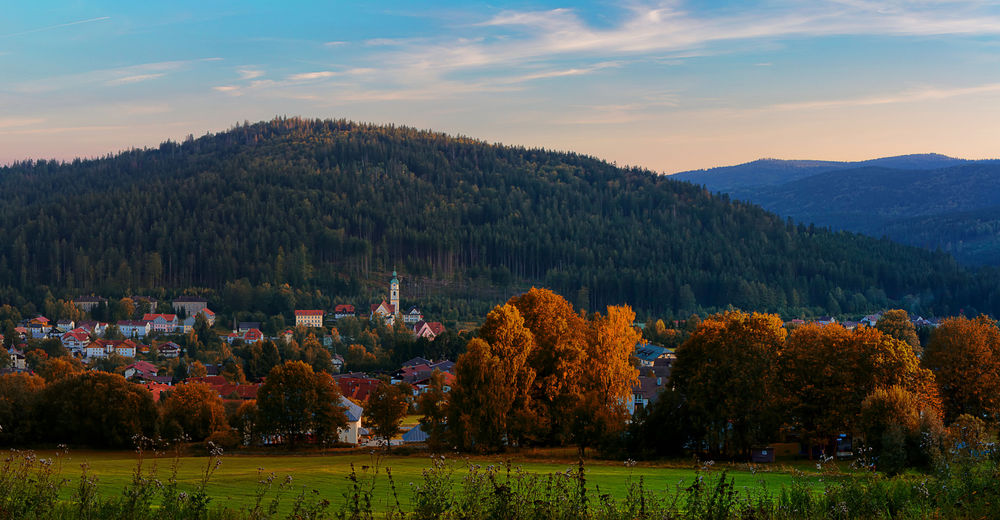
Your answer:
2;1;1000;173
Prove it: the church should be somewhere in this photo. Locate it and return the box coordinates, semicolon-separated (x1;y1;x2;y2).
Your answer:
370;271;403;326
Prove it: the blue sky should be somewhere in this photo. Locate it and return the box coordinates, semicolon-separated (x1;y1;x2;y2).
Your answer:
3;1;1000;172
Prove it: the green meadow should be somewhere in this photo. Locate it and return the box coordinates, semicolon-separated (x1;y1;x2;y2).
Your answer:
30;447;834;514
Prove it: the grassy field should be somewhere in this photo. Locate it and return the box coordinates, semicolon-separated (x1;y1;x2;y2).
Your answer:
26;447;839;514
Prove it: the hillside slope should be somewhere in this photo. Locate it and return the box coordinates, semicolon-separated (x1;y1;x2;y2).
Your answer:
675;156;1000;266
0;118;994;318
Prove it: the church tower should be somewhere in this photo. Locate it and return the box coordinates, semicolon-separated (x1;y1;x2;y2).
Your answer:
390;270;399;315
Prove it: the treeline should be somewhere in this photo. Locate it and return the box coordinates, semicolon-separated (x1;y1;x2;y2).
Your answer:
0;117;997;320
631;311;1000;474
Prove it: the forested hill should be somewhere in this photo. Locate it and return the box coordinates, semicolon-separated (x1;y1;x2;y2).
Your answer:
673;156;1000;266
0;118;996;319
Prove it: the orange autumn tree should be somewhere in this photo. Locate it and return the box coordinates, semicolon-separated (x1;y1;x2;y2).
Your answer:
670;310;786;459
782;323;940;457
448;303;536;451
572;305;641;453
508;288;589;445
923;315;1000;423
447;288;642;452
160;382;230;442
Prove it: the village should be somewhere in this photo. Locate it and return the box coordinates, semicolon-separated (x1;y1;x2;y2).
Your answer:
0;270;946;449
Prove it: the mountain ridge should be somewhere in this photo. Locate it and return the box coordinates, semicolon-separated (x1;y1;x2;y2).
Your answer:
0;118;996;319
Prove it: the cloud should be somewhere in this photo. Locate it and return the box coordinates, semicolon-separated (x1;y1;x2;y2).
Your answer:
324;41;348;47
106;73;165;86
288;71;338;81
238;68;264;80
213;85;242;96
0;16;110;38
0;117;45;129
769;82;1000;111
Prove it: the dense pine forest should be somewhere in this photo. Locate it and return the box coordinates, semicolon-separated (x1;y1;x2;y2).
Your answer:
1;117;998;319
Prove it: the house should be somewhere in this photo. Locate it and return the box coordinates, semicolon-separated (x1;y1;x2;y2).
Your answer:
142;314;178;333
339;396;364;445
333;304;356;320
157;342;181;358
184;376;261;400
294;310;324;328
124;361;158;380
226;328;263;344
117;320;151;339
336;375;381;402
815;316;837;326
55;320;75;333
7;348;26;370
412;321;445;340
60;328;92;354
331;353;345;372
402;356;432;368
402;306;423;325
73;296;107;312
370;300;396;325
628;375;666;415
143;382;172;402
172;296;209;316
86;339;137;359
76;321;108;336
841;321;860;331
28;316;50;339
237;322;261;333
860;313;882;327
197;308;216;326
634;343;674;368
130;295;158;312
402;425;428;444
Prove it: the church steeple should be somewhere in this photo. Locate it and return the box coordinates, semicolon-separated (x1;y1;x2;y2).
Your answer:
390;270;399;316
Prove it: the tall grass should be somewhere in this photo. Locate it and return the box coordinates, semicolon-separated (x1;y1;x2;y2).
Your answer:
2;445;1000;519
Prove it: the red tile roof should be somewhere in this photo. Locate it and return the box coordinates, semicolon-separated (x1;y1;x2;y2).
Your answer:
295;310;324;316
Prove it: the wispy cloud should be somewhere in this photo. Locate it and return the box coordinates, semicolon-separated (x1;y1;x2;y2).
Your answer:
0;16;110;38
16;58;222;92
770;82;1000;111
0;117;45;129
106;73;165;86
238;68;264;80
288;70;338;81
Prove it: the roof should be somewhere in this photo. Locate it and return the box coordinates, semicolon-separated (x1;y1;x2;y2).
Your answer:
173;296;208;303
295;310;324;316
142;313;177;321
337;377;380;402
117;320;149;327
634;343;670;362
402;356;432;367
428;322;445;335
125;361;158;374
200;308;215;316
340;395;364;422
407;306;421;314
74;296;106;303
402;425;428;442
334;304;356;313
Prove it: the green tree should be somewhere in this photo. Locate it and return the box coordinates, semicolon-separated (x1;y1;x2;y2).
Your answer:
417;369;450;450
42;371;157;447
257;361;346;447
363;379;413;451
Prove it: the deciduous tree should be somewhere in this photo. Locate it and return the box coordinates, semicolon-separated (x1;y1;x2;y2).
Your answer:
363;379;413;450
922;315;1000;423
257;361;346;447
671;310;786;459
876;309;921;356
160;382;229;442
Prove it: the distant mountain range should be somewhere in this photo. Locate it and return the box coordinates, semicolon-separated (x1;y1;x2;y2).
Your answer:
672;154;1000;266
